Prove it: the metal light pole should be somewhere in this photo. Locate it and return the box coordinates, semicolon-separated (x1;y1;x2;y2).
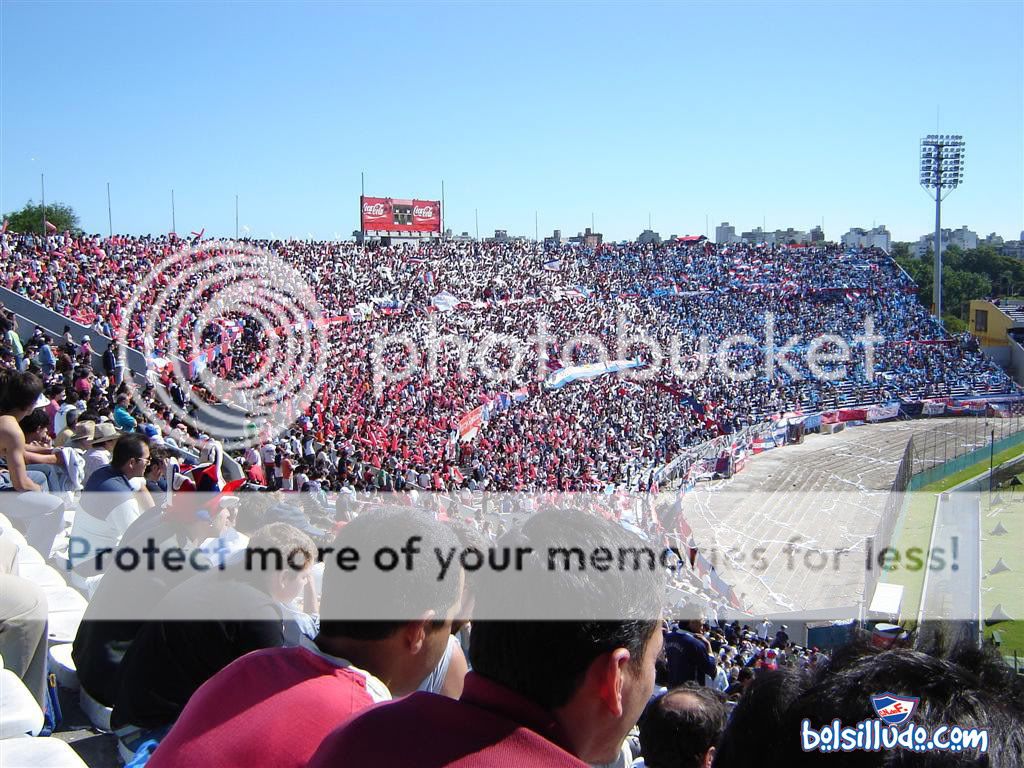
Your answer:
107;182;113;237
920;135;966;322
990;428;995;504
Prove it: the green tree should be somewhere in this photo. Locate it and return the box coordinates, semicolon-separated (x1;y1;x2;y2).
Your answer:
891;242;911;260
943;269;991;317
943;315;967;333
2;200;80;236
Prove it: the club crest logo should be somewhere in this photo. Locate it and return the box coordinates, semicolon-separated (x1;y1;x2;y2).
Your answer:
870;693;919;725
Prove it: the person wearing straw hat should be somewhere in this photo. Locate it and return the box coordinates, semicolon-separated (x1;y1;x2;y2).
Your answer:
83;421;123;485
58;414;93;449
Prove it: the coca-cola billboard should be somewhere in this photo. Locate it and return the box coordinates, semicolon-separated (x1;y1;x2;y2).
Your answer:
360;196;441;234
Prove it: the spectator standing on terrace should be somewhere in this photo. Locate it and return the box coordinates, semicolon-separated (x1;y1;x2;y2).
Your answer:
664;620;717;687
309;509;664;767
3;315;25;371
147;508;466;768
36;334;55;378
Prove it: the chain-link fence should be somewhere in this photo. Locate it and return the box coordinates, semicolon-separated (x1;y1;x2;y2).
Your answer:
909;414;1024;490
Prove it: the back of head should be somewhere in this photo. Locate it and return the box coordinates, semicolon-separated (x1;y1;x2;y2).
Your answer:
0;370;43;414
318;507;463;641
469;508;664;710
712;667;812;768
244;522;317;576
755;639;1024;767
641;684;728;768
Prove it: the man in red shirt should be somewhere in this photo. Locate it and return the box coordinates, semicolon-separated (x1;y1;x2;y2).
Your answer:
146;508;466;768
309;509;664;767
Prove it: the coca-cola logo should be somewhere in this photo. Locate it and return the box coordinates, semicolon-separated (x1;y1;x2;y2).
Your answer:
413;205;435;218
362;203;386;217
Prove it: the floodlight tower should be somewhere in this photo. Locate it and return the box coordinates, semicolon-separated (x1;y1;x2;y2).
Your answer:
920;135;966;322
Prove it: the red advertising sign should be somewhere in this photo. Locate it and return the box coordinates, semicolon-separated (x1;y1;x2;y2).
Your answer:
361;196;441;234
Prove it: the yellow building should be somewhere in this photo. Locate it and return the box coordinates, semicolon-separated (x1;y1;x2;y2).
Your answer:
968;300;1024;382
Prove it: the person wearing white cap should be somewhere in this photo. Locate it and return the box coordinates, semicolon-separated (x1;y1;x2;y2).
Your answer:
0;370;66;555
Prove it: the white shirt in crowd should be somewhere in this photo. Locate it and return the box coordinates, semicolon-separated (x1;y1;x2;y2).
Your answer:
83;448;112;485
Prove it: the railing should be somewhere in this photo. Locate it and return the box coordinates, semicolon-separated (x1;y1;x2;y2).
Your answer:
908;414;1024;490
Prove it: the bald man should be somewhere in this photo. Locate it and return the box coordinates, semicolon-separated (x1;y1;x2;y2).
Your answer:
637;683;727;768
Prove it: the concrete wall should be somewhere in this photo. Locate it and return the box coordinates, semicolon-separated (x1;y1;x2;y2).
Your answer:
1009;336;1024;385
1;285;148;375
2;285;244;481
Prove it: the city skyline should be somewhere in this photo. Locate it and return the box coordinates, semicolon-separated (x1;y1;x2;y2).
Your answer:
2;2;1021;243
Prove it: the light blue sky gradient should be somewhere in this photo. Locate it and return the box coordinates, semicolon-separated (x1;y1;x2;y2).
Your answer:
2;2;1021;243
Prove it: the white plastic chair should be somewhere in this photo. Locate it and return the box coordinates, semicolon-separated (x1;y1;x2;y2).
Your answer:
78;686;112;732
0;670;43;739
0;736;88;766
47;644;79;691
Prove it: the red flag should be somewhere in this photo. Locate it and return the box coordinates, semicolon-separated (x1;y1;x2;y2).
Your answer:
44;220;57;233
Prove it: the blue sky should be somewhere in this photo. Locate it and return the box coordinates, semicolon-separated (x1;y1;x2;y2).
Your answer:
1;2;1021;243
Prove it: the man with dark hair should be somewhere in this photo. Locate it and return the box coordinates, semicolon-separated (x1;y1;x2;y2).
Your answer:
309;509;665;767
718;640;1024;767
665;619;717;686
69;433;149;574
713;667;812;768
146;509;465;768
637;683;727;768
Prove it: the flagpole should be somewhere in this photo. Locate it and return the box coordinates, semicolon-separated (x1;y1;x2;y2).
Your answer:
235;194;239;239
360;171;365;245
441;179;446;241
40;174;45;237
107;182;113;238
171;189;176;234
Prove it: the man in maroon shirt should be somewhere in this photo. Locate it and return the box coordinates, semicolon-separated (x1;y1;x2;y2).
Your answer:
308;508;665;767
146;508;466;768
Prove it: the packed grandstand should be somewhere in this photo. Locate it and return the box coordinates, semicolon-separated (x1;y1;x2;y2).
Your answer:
0;229;1021;766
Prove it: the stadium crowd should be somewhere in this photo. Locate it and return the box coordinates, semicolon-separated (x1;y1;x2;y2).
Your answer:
0;230;1021;766
1;230;1015;495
